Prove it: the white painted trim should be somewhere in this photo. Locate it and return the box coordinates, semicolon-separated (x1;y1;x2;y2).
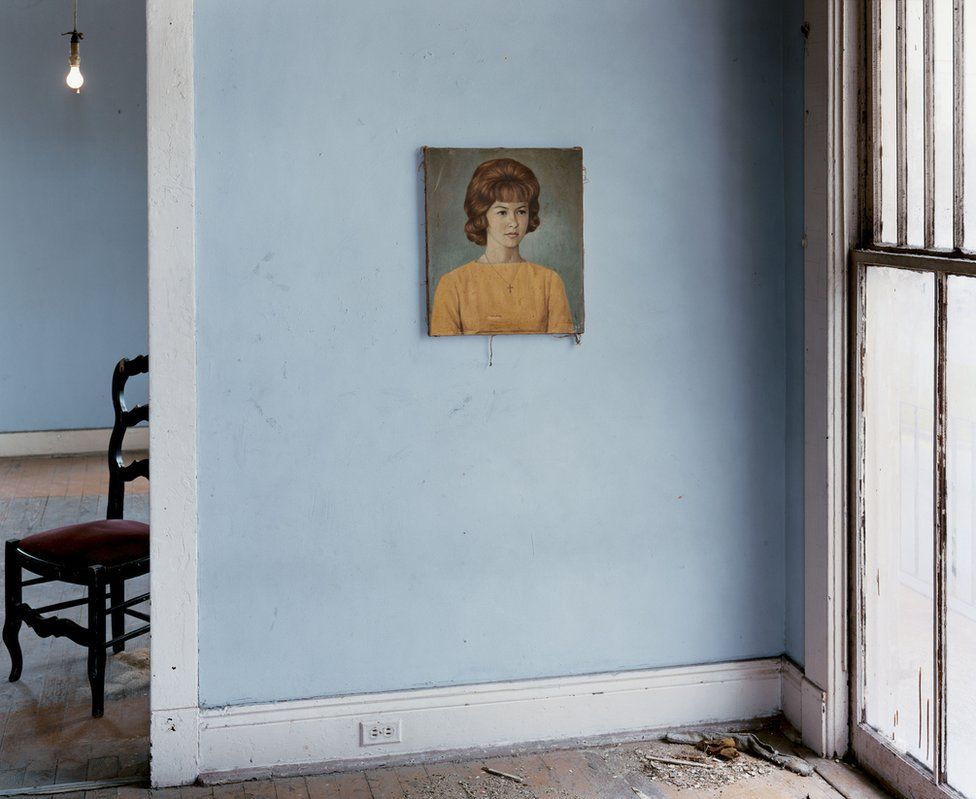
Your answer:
196;659;783;780
781;657;803;733
781;657;828;749
146;0;199;787
0;427;149;458
853;723;954;799
802;0;860;759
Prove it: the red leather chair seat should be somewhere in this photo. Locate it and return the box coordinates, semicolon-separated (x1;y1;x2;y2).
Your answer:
19;520;149;569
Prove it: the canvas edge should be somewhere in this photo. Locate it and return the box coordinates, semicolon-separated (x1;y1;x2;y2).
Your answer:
575;145;585;335
422;146;434;336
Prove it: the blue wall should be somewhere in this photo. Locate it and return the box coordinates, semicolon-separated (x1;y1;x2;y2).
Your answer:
0;0;147;433
784;0;806;666
195;0;795;706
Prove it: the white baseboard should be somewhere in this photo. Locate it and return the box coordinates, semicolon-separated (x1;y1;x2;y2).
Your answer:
780;657;828;756
781;657;804;732
0;427;149;458
193;658;782;782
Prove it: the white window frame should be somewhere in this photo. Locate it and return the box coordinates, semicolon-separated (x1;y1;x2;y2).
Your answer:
800;0;861;761
851;250;976;799
851;1;976;796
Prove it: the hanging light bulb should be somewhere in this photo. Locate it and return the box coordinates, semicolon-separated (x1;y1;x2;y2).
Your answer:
62;1;84;93
66;33;84;91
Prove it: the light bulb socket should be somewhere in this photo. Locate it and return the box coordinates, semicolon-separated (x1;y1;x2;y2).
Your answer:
69;40;80;66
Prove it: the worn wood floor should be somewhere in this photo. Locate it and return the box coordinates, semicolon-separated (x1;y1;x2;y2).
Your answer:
0;455;894;799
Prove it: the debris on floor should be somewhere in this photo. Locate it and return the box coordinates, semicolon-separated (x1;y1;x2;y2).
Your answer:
638;744;773;791
664;731;814;776
432;777;536;798
412;771;551;799
453;776;535;799
407;759;624;799
600;740;775;792
693;736;741;760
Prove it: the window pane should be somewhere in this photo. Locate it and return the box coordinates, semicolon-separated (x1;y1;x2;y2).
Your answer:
946;275;976;797
880;0;899;243
933;0;953;248
907;0;926;246
863;266;935;770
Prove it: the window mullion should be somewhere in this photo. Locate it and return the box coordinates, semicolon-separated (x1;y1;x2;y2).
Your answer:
934;270;949;785
898;0;909;246
925;0;937;249
953;1;965;250
870;0;882;244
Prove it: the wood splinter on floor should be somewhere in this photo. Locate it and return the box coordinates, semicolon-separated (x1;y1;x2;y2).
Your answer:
642;753;716;769
482;765;527;784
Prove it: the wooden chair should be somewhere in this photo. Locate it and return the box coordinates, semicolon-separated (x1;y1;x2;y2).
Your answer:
2;355;149;717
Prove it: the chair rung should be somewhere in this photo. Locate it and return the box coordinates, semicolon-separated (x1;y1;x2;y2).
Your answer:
22;576;53;587
124;609;149;622
106;625;149;649
31;597;87;614
109;592;149;613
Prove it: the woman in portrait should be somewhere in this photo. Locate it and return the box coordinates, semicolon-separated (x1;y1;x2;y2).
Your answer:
429;158;575;336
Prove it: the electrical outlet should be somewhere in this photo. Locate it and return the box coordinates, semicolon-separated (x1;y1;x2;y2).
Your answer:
360;718;402;746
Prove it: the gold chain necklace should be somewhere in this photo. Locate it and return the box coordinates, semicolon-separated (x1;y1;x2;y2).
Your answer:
480;255;519;294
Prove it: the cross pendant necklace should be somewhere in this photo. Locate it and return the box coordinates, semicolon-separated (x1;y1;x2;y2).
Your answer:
482;255;516;294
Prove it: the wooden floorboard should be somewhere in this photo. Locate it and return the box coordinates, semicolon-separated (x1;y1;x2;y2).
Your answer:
332;772;371;799
424;759;491;799
211;784;247;799
811;757;895;799
393;765;429;797
241;778;277;799
543;749;621;798
272;776;310;799
363;767;405;799
304;774;341;799
509;754;561;796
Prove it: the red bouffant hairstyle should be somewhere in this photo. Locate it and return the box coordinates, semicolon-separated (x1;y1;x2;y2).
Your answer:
463;158;541;246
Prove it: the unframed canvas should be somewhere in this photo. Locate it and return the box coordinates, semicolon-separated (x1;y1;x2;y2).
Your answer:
424;147;584;337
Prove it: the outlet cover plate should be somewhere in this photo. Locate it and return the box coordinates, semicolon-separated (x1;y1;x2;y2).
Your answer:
360;718;403;746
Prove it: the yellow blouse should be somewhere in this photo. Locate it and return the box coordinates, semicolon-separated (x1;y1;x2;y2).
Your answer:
429;261;575;336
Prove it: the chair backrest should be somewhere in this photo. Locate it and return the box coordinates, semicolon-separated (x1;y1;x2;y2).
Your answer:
107;355;149;520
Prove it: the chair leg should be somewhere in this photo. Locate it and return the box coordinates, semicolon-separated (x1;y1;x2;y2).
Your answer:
87;567;107;718
2;541;23;683
109;578;125;654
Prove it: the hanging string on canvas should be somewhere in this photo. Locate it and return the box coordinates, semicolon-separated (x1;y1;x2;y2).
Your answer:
488;335;494;367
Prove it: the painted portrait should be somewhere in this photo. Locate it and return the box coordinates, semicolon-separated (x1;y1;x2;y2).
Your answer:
424;147;584;337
